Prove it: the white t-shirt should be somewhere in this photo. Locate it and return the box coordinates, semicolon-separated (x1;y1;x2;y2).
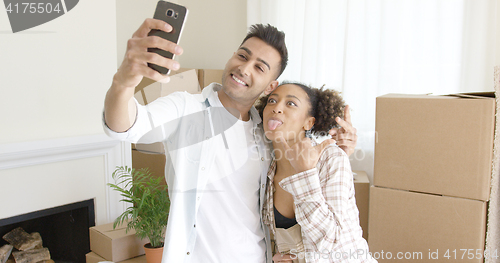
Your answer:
188;93;265;263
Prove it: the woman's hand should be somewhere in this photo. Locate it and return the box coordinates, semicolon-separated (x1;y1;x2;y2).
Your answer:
273;253;295;262
276;136;335;173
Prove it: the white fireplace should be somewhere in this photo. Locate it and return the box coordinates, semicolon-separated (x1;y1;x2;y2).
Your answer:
0;134;131;226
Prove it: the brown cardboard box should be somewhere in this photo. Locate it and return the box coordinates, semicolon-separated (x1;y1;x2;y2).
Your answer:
86;252;147;263
199;69;223;88
368;186;487;262
89;221;148;262
120;256;147;263
160;69;200;96
172;68;223;89
134;68;201;105
374;93;495;201
353;170;370;240
133;68;224;100
86;251;105;263
132;148;166;185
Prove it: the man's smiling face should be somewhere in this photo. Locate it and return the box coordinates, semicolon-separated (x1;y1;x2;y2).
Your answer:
220;37;282;106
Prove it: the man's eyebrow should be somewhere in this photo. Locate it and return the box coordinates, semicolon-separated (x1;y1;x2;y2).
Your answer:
239;47;271;71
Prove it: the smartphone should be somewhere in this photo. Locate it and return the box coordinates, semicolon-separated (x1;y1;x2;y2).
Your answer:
147;1;188;75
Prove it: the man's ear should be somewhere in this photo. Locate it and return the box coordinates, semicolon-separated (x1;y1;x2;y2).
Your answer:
264;80;279;95
303;117;316;131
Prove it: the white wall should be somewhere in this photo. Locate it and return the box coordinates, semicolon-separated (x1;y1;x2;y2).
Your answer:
0;0;117;144
0;0;122;225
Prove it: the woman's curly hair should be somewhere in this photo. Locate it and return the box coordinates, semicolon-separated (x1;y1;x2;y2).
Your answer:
255;81;345;137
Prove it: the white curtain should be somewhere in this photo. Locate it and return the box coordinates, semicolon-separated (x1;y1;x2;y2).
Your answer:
247;0;498;181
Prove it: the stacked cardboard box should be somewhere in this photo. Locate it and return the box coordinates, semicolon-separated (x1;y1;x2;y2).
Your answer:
86;221;148;263
369;93;495;262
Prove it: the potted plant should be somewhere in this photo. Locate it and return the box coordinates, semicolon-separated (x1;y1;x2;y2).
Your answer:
108;166;170;263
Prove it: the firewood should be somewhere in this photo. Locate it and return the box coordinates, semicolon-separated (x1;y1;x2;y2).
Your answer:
0;245;13;263
2;228;39;251
30;233;42;249
12;248;50;263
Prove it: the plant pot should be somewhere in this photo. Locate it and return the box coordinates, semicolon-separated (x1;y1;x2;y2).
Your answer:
144;243;164;263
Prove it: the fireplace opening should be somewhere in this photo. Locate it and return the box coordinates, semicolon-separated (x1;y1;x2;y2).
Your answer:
0;199;95;263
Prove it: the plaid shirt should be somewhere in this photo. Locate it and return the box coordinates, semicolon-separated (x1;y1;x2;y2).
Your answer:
263;144;377;263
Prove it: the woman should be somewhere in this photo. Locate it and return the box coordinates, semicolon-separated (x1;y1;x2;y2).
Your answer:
256;82;376;263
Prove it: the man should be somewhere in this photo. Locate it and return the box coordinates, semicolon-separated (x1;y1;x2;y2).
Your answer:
103;19;357;263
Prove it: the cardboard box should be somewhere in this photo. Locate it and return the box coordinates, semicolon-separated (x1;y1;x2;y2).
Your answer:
353;170;370;240
160;69;200;96
86;251;106;263
368;186;487;262
133;68;224;101
199;69;223;88
120;256;147;263
89;221;148;262
374;93;495;201
172;68;223;90
134;69;200;105
132;148;166;185
86;252;147;263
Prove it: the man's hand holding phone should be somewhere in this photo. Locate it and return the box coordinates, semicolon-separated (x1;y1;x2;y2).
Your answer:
105;1;187;133
113;18;183;90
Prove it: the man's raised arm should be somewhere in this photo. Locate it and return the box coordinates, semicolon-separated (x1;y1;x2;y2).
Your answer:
104;18;183;132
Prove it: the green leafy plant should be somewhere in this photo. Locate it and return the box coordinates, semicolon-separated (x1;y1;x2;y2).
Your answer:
108;166;170;248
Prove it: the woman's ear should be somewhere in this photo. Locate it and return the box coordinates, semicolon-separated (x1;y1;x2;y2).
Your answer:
303;116;315;131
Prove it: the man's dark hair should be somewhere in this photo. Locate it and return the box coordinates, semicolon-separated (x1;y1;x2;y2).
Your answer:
241;24;288;79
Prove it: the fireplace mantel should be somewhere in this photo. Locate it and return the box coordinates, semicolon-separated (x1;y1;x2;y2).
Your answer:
0;134;132;224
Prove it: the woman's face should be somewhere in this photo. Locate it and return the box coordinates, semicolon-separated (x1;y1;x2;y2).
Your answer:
262;84;315;143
